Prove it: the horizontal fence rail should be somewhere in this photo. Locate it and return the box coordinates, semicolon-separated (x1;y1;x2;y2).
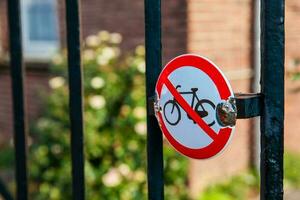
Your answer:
144;0;164;199
7;0;28;199
65;0;85;200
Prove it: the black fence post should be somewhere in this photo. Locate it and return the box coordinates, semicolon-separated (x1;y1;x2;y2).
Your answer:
65;0;85;200
7;0;28;199
144;0;164;199
260;0;285;199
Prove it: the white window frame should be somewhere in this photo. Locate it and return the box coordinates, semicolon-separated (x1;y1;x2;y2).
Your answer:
21;0;59;61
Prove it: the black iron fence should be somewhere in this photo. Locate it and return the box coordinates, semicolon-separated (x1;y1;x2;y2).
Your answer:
1;0;284;199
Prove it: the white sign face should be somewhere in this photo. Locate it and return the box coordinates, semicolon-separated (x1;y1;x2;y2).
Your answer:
155;54;235;159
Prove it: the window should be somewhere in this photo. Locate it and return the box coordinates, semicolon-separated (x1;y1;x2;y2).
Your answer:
21;0;59;60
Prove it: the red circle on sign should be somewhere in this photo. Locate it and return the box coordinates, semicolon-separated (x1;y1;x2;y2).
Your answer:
155;54;234;159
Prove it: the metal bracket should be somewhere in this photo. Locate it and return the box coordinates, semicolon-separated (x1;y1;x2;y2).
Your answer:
147;93;262;119
235;93;262;119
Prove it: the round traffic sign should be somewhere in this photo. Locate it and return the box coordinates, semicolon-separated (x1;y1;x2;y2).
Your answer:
155;54;235;159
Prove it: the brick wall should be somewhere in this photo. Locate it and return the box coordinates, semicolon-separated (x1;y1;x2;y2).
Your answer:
162;1;187;62
58;0;187;63
286;0;300;65
187;0;252;69
0;0;8;53
0;69;13;145
81;0;145;51
0;67;49;145
186;0;253;196
186;0;300;195
285;0;300;153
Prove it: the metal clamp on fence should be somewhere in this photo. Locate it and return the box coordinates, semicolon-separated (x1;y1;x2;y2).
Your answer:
235;93;262;119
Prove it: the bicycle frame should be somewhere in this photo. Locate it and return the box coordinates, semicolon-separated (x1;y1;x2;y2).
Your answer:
165;85;215;126
174;85;200;109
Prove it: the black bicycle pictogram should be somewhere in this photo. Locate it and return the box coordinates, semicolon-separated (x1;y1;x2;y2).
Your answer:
163;85;216;126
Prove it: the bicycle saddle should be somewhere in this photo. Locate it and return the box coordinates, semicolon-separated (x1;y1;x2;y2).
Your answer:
191;88;198;92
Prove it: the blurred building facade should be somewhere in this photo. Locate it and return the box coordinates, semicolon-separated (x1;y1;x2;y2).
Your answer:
0;0;300;197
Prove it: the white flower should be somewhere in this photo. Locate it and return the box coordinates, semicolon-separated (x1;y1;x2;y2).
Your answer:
110;33;122;44
49;76;65;89
89;95;106;109
96;47;117;65
134;122;147;135
137;61;145;73
97;55;110;65
90;77;105;89
118;164;131;176
102;47;116;60
37;118;50;129
52;54;63;65
98;30;110;41
133;106;146;119
83;49;95;61
102;168;122;187
113;47;121;57
86;35;100;47
135;45;145;56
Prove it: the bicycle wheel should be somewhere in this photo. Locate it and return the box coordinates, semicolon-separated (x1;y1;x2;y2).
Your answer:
195;99;216;127
163;100;181;126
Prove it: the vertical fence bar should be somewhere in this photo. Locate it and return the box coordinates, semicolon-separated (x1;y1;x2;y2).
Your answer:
7;0;28;199
65;0;85;199
260;0;285;199
144;0;164;199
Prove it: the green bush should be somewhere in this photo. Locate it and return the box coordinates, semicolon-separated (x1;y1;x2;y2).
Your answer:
28;31;189;200
284;152;300;188
199;171;259;200
0;145;14;170
198;152;300;200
